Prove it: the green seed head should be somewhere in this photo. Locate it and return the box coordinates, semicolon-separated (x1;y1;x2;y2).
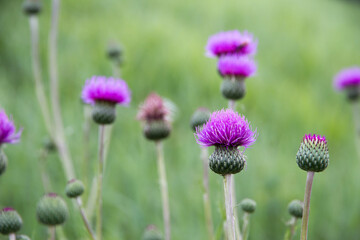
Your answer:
0;208;22;235
36;193;68;226
240;198;256;213
0;150;8;176
23;0;42;15
142;225;163;240
107;43;123;60
144;120;171;141
92;101;117;125
288;200;303;219
16;235;31;240
65;179;85;198
209;146;245;175
190;108;210;132
345;85;360;102
221;78;246;100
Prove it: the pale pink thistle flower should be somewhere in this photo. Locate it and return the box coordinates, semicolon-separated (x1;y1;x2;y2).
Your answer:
333;67;360;101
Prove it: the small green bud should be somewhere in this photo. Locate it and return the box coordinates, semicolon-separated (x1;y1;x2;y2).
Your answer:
288;200;303;219
142;225;163;240
345;86;360;102
23;0;42;15
43;138;57;152
92;101;117;125
190;108;210;132
107;43;123;62
16;235;31;240
0;208;22;235
0;150;8;176
209;146;245;175
36;193;68;226
144;121;171;141
221;78;246;100
240;198;256;213
65;179;85;198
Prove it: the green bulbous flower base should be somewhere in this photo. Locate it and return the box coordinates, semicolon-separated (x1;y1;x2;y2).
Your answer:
65;179;85;198
0;210;22;235
209;146;245;175
0;150;8;176
190;109;210;132
288;200;303;219
36;194;68;226
144;121;171;141
345;86;360;102
16;235;31;240
221;78;246;100
296;140;329;172
23;1;42;15
92;101;116;125
240;198;257;213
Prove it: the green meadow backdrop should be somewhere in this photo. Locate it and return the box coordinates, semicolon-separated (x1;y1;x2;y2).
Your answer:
1;0;360;239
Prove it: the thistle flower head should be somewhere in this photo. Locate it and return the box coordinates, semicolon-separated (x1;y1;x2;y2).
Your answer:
195;109;256;148
65;179;85;198
36;193;68;226
206;30;257;58
81;76;131;106
240;198;257;213
288;200;303;219
137;93;170;122
190;107;211;132
0;110;22;146
218;55;257;78
333;67;360;90
0;207;22;235
142;225;162;240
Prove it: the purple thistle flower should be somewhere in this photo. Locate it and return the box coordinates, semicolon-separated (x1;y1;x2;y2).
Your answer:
218;55;257;78
0;110;22;146
206;30;258;58
302;134;327;144
2;207;15;212
137;93;170;122
81;76;131;105
333;67;360;91
195;109;257;148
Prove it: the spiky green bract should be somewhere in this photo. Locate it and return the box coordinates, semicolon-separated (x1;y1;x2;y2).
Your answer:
190;108;211;132
0;150;7;175
240;198;256;213
142;225;163;240
221;78;246;100
23;0;41;15
92;100;116;125
16;235;31;240
0;208;22;235
209;146;245;175
296;134;329;172
36;193;68;226
144;121;171;141
288;200;303;219
65;179;85;198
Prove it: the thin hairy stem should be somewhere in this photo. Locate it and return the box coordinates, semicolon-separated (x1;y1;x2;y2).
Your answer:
39;149;52;192
352;102;360;160
8;233;16;240
224;174;236;240
284;217;297;240
228;100;236;110
86;177;98;219
155;141;171;240
242;212;250;240
49;0;75;180
82;106;92;185
300;171;314;240
200;147;215;240
49;226;56;240
76;197;97;240
96;125;106;240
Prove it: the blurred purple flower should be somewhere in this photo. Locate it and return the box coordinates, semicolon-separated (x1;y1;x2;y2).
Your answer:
81;76;131;105
137;93;170;122
0;110;22;146
218;55;257;78
206;30;257;58
303;134;327;144
195;109;256;148
333;67;360;90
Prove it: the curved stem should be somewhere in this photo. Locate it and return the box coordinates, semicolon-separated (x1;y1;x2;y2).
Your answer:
155;141;171;240
300;171;314;240
242;212;250;240
76;197;97;240
224;174;236;240
96;125;106;240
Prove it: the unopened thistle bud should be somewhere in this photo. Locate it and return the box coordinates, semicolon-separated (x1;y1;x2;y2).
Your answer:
195;109;257;176
81;76;131;125
240;198;256;213
190;108;210;132
16;235;31;240
221;78;246;100
142;225;163;240
296;134;329;172
0;150;7;176
23;0;42;16
43;138;56;152
36;193;68;226
288;200;303;219
334;67;360;102
65;179;85;198
0;207;22;235
107;43;123;62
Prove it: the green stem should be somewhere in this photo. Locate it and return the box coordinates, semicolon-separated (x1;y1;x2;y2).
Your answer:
224;174;236;240
300;171;314;240
155;141;171;240
289;218;297;240
39;149;52;192
76;197;97;240
242;212;250;240
352;102;360;160
82;105;92;186
8;233;16;240
49;226;56;240
96;125;105;240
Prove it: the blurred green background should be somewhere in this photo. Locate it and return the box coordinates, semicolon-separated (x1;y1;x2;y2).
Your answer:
1;0;360;239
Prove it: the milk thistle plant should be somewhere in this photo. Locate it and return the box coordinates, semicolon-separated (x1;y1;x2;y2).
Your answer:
296;134;329;240
82;75;131;240
284;200;303;240
138;93;172;240
195;109;257;240
0;207;23;240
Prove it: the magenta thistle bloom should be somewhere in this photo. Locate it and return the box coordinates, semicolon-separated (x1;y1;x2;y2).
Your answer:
333;67;360;90
195;109;256;148
206;30;257;58
81;76;131;105
137;93;170;122
218;55;257;78
302;134;327;144
0;110;22;146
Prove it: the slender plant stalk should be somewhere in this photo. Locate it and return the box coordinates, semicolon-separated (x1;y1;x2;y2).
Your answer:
352;102;360;160
224;174;236;240
283;217;297;240
300;171;314;240
39;149;52;192
76;197;97;240
200;147;215;240
86;177;98;219
49;0;75;180
96;125;106;240
29;16;53;136
155;141;171;240
228;100;236;110
8;233;16;240
49;226;56;240
242;212;250;240
289;218;297;240
82;105;92;185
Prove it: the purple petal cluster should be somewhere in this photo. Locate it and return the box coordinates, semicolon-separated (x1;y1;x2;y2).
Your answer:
206;30;257;58
303;134;327;144
218;55;257;78
0;110;22;146
333;67;360;90
137;93;169;122
195;109;256;148
82;76;131;105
